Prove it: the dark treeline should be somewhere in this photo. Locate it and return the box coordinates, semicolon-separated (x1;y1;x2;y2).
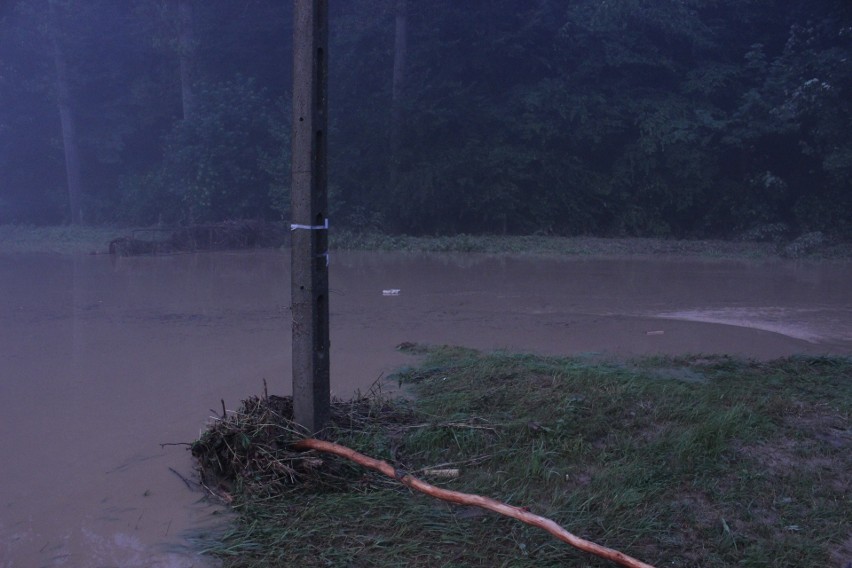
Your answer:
1;1;850;238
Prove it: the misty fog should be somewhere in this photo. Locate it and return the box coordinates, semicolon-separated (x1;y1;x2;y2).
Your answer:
1;1;850;238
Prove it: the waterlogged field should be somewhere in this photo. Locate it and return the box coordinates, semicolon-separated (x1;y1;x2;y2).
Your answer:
0;237;850;566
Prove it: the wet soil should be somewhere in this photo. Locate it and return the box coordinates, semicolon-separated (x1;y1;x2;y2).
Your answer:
0;250;849;567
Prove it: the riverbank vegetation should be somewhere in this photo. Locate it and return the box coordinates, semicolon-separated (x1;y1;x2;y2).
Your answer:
0;224;118;254
3;224;851;260
328;230;852;260
2;2;850;239
191;346;851;567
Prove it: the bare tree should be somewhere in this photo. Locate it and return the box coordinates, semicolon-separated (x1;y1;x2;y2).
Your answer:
177;0;196;120
48;0;83;224
389;0;407;187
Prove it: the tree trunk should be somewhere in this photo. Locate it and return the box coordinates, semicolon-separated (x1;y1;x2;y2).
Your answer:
178;0;196;120
48;0;83;225
389;0;407;188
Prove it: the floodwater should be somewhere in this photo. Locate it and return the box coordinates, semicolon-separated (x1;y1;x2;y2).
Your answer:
1;249;850;567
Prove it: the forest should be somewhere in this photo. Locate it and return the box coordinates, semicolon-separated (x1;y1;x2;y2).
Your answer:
1;0;850;239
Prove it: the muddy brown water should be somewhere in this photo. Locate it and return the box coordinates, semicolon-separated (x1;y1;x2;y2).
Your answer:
1;250;850;567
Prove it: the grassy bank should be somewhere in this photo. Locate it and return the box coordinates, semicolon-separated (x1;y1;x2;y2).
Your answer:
3;224;851;259
329;231;852;260
192;347;851;567
0;225;119;254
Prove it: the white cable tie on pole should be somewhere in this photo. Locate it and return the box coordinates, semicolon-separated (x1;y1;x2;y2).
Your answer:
290;219;329;231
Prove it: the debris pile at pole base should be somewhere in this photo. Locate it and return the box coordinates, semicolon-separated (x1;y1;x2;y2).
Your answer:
191;393;416;500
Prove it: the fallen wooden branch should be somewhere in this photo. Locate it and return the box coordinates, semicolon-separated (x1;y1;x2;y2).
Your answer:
294;438;657;568
421;467;460;479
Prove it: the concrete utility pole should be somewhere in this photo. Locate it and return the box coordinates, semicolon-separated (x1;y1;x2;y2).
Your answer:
291;0;330;433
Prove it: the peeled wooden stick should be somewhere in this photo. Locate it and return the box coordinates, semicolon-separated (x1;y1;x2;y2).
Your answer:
294;438;656;568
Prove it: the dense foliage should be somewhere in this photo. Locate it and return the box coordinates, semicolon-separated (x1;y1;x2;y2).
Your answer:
1;1;850;238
